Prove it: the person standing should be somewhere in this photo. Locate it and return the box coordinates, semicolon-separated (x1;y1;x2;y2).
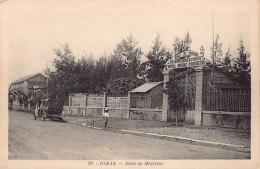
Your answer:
104;108;109;130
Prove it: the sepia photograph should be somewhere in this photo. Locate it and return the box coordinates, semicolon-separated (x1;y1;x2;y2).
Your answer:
0;0;259;168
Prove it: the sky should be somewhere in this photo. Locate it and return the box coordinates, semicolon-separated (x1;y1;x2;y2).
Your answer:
1;0;256;83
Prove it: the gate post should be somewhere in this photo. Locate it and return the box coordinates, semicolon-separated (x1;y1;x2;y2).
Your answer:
194;66;204;125
162;72;170;122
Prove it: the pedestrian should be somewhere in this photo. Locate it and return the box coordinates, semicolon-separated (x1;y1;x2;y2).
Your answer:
104;108;109;130
104;116;108;129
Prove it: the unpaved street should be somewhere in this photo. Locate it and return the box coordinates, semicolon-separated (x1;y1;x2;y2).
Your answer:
8;110;250;160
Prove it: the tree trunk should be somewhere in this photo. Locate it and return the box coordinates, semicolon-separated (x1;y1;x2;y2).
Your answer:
175;110;178;126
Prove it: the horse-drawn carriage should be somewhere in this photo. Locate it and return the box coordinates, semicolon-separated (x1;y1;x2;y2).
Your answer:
34;98;64;122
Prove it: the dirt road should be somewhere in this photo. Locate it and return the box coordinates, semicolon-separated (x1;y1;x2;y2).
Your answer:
8;110;250;160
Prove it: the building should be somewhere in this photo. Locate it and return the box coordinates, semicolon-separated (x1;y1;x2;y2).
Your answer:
130;81;163;109
9;73;47;110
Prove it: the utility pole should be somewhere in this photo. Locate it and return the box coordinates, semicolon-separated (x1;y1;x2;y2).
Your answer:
46;61;49;95
212;12;215;88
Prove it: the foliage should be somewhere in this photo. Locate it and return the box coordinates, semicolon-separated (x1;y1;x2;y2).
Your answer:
112;34;143;78
210;34;223;67
46;36;144;98
162;78;186;112
144;33;172;82
232;40;251;85
53;43;75;72
221;48;232;73
173;32;192;56
106;76;144;96
162;77;186;124
45;34;251;101
105;35;144;95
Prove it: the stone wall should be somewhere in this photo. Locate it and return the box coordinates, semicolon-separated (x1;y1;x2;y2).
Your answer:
62;106;103;117
202;112;250;130
185;110;250;129
129;109;162;121
85;108;103;117
107;109;128;119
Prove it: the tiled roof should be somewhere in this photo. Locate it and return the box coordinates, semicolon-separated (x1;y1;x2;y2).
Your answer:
130;81;163;93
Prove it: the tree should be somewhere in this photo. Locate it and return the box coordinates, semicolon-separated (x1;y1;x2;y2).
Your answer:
173;32;192;56
94;56;112;92
73;54;97;93
210;34;223;67
106;76;143;96
162;77;186;125
48;43;76;101
145;34;172;82
232;40;250;85
106;35;144;95
221;48;232;73
113;34;143;78
53;43;75;72
184;31;192;50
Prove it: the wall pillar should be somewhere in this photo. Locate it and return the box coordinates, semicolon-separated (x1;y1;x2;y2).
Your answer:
162;72;170;122
127;92;131;119
194;66;204;125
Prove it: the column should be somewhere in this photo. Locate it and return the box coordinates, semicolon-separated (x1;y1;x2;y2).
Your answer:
162;72;170;122
194;66;203;125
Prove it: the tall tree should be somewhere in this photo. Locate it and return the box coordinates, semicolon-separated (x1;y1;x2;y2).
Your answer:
210;34;223;67
232;40;251;85
173;32;192;56
221;48;232;73
106;35;144;95
162;78;186;125
73;54;96;93
145;33;171;82
114;34;143;78
94;56;111;92
106;76;143;96
53;43;75;72
184;31;192;50
47;43;76;100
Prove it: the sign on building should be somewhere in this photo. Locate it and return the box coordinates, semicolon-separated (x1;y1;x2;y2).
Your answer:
165;50;205;70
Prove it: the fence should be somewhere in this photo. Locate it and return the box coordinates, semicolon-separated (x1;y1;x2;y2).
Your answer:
87;97;104;107
65;93;128;117
206;85;251;112
64;93;163;121
107;97;128;108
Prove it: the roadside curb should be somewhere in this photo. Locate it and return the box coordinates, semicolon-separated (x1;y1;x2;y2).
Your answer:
68;121;250;153
117;129;250;154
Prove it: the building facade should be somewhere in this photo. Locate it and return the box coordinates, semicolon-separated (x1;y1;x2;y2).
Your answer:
9;73;47;110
